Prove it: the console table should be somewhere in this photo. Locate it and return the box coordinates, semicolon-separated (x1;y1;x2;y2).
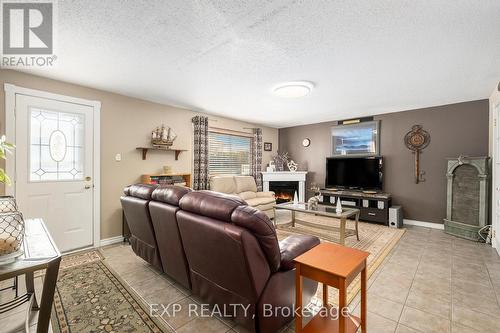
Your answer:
320;189;391;225
0;218;61;333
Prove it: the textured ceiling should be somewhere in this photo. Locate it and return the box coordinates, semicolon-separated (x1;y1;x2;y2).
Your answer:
19;0;500;128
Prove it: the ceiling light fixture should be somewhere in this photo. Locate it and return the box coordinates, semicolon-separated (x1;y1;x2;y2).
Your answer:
272;81;314;98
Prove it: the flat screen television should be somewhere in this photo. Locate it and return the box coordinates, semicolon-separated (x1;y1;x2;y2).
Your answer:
325;157;383;190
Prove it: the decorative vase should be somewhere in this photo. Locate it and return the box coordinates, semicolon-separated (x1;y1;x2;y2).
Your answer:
336;198;342;214
0;196;24;264
293;191;299;205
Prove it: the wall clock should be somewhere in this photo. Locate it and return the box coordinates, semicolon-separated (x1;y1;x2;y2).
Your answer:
302;138;311;147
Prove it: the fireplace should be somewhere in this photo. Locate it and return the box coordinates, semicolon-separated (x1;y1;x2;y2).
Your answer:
269;181;299;204
262;171;307;203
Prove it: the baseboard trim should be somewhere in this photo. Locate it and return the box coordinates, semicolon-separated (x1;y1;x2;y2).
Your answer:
100;236;124;247
403;219;444;230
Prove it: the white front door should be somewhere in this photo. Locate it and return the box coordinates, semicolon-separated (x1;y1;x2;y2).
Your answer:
14;94;94;252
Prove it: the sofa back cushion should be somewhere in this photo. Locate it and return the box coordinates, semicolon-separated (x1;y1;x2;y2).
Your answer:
234;176;257;193
121;184;162;271
149;185;192;288
152;185;191;205
210;176;236;194
177;210;270;304
231;205;281;272
179;190;245;222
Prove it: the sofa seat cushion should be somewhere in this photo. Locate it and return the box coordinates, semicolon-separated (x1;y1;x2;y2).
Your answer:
251;202;275;212
256;191;275;198
238;191;257;200
246;197;275;208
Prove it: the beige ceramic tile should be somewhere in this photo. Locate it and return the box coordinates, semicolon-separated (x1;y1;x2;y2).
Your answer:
176;316;232;333
395;324;421;333
364;311;398;333
352;293;404;322
452;303;500;333
399;306;450;333
406;288;451;319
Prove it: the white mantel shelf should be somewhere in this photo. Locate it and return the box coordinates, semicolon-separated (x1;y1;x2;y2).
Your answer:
262;171;308;202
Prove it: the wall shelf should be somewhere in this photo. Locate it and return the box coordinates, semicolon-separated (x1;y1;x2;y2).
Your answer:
136;147;187;160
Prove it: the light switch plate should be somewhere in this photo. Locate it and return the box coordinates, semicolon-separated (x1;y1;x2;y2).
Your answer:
115;153;122;161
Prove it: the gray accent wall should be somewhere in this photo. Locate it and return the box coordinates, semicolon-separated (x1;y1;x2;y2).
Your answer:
278;100;489;224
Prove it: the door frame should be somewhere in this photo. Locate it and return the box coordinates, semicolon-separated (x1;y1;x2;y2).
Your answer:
3;83;101;249
490;85;500;254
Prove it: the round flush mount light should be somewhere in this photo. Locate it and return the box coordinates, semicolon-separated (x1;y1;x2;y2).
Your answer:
272;81;314;98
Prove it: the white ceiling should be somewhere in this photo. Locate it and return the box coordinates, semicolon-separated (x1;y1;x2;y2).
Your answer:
20;0;500;128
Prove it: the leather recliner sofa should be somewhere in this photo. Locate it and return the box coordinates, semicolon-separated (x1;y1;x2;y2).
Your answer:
121;184;320;333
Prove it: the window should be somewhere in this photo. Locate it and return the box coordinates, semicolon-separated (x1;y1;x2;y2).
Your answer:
208;131;251;176
29;108;85;181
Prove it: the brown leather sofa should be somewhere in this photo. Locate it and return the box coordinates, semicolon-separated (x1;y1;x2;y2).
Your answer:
121;184;163;271
149;185;192;289
121;184;320;333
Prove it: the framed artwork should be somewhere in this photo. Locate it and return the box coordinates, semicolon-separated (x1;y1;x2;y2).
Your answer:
331;120;380;156
264;142;272;151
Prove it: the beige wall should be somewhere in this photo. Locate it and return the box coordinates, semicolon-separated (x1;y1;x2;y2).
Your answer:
0;69;278;239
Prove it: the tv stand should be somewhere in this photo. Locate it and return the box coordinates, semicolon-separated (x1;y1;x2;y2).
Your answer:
319;189;391;225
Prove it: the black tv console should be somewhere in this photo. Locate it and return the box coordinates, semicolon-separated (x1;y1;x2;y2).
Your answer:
319;189;392;225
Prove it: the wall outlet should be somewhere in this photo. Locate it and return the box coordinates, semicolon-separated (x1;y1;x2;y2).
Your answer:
115;153;122;161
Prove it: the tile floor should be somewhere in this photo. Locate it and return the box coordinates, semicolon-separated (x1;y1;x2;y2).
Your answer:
2;225;500;333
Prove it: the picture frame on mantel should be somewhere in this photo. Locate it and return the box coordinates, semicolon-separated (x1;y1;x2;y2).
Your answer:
331;120;380;156
264;142;272;151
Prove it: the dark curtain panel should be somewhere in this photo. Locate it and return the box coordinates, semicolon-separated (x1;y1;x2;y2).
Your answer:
191;116;209;190
251;128;263;191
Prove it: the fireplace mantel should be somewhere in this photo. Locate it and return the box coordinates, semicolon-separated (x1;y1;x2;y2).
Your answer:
262;171;307;202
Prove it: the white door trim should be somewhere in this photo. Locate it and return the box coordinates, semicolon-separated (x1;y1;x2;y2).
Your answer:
3;83;101;249
490;84;500;254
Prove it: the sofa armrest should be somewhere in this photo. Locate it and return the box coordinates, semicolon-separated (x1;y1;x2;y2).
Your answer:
279;234;320;271
256;191;275;198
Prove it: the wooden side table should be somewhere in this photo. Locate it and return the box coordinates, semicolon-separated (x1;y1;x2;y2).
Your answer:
294;243;369;333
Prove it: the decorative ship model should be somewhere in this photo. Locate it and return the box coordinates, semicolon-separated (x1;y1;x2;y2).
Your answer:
151;125;177;148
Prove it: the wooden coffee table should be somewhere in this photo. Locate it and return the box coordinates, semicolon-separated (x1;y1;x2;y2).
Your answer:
273;203;360;245
294;243;369;333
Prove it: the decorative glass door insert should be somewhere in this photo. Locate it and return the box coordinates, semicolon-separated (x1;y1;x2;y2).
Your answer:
29;108;85;181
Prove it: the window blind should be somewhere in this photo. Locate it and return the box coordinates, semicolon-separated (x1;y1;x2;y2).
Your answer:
208;131;251;176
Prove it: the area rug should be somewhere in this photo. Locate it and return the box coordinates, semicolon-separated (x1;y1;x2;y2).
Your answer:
51;250;173;333
275;211;405;306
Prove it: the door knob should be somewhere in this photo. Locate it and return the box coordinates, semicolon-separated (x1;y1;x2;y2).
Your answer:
85;185;92;189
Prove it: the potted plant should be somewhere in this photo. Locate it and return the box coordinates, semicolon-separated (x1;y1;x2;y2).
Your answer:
0;136;23;263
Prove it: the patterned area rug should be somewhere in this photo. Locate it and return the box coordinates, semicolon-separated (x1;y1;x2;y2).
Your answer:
51;250;172;333
275;211;405;305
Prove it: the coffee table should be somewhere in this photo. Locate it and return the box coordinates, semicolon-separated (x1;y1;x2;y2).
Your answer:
294;243;369;333
273;203;360;245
